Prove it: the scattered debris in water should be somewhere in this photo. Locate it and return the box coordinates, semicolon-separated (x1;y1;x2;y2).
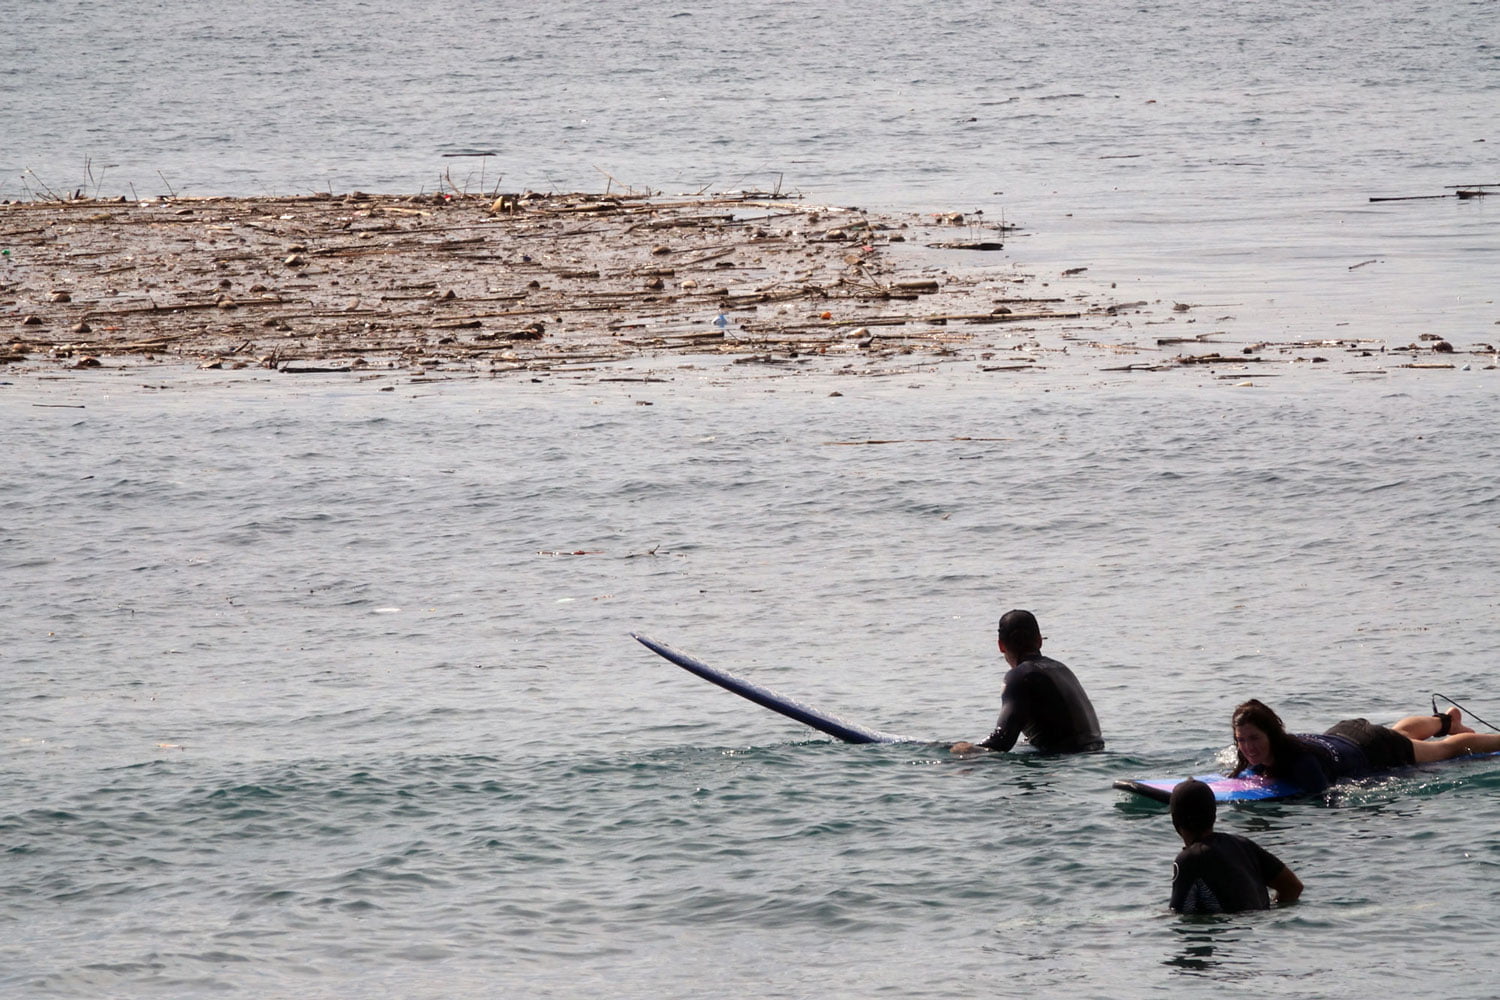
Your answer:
2;189;1490;380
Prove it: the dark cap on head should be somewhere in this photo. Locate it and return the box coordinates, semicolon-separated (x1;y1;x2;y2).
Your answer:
1169;778;1216;833
997;609;1042;653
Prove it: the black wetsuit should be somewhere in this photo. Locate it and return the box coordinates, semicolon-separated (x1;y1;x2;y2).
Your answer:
1249;719;1416;793
978;652;1103;753
1278;733;1366;793
1170;832;1288;914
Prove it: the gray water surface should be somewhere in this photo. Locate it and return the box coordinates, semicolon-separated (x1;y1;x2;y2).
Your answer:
5;367;1500;997
5;0;1497;348
5;1;1500;995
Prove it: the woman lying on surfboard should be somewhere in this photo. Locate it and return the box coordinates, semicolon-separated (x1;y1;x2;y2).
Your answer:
1230;699;1500;793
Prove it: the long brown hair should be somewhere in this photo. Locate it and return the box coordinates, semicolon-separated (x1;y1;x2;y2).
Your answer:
1229;699;1301;778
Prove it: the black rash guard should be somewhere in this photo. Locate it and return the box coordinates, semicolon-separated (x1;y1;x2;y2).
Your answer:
1278;733;1367;794
1241;720;1416;794
1170;832;1287;914
978;652;1104;753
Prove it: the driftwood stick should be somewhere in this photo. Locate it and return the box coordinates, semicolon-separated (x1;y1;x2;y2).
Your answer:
674;246;740;266
82;297;287;317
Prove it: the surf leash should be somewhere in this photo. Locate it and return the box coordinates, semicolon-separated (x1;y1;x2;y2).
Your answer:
1431;693;1500;733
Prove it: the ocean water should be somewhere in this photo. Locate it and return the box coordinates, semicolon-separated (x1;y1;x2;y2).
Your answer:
6;368;1500;998
5;2;1500;997
4;0;1497;346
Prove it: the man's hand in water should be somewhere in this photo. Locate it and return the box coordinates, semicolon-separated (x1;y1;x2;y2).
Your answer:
949;741;986;755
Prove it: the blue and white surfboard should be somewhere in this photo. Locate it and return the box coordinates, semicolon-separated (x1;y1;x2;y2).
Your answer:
1116;751;1500;803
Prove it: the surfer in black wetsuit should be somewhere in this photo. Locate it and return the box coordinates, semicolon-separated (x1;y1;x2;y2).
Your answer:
1168;778;1302;914
950;609;1103;754
1229;699;1500;794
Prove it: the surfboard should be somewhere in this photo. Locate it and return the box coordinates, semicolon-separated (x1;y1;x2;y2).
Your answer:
1115;750;1500;803
1113;775;1291;803
631;632;913;744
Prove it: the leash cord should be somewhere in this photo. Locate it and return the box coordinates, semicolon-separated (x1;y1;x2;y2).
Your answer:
1431;692;1500;733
